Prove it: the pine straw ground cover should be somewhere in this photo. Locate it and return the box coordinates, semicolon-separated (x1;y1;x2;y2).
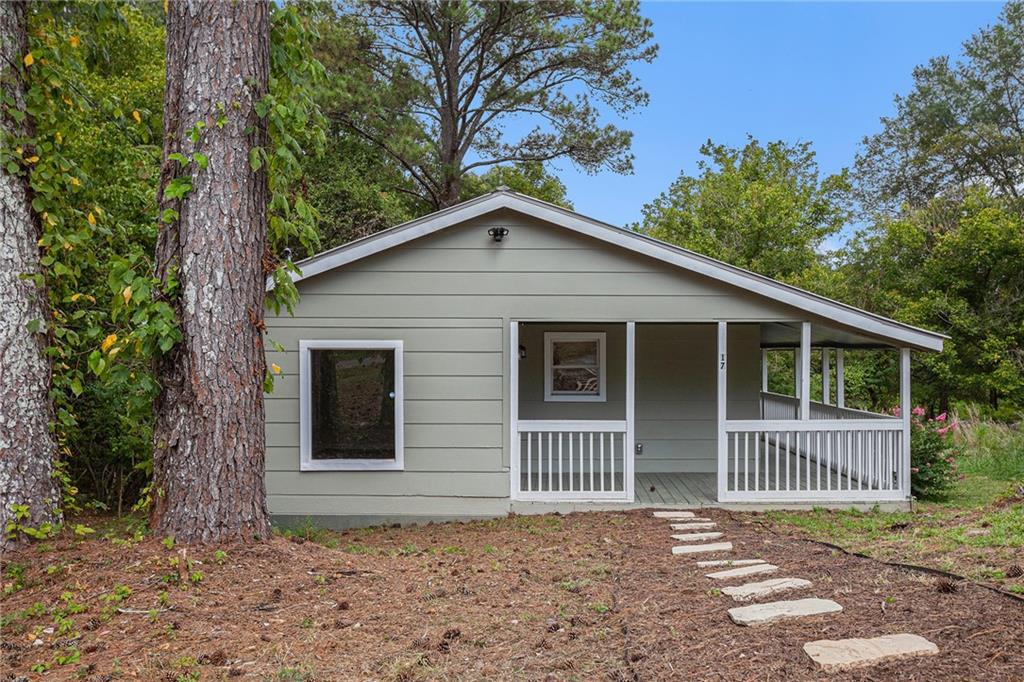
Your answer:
2;509;1023;681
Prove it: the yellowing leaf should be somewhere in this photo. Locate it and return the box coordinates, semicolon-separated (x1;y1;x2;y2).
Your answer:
132;110;142;124
70;293;82;302
69;35;80;48
108;347;121;359
122;286;132;304
55;132;62;143
25;155;39;163
271;363;282;375
23;52;33;67
70;177;80;187
101;334;118;352
86;212;96;225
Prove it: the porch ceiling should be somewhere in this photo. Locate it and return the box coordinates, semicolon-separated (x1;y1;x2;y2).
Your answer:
758;322;899;350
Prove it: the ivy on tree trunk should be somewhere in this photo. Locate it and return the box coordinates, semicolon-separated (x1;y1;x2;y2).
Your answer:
150;0;272;543
0;0;62;552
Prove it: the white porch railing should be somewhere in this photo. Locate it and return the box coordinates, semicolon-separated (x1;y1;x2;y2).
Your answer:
722;393;905;501
760;391;897;421
515;420;630;501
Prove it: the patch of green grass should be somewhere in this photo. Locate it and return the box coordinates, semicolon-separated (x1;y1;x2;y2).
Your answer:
343;542;376;555
275;519;337;546
955;416;1024;482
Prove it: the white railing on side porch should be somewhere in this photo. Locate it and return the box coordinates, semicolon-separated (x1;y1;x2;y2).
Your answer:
722;392;905;502
515;420;630;501
760;391;896;421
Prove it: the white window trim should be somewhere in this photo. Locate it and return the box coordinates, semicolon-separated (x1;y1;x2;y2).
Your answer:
299;339;404;471
544;332;607;402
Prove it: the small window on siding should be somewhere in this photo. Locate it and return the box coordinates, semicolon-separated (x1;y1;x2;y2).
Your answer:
300;340;404;471
544;332;607;402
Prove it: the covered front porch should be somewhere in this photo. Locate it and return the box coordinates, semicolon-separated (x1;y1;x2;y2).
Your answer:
509;320;913;508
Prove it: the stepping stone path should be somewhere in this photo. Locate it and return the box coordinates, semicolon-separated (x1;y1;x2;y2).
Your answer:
671;542;733;555
697;559;765;568
656;507;939;671
652;511;696;519
728;598;843;626
670;532;723;542
803;634;939;671
706;563;778;580
722;577;811;602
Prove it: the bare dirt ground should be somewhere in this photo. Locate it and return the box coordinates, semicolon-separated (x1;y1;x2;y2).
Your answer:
2;509;1023;681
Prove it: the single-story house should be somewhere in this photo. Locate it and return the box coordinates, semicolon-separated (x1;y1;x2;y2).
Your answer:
265;189;945;527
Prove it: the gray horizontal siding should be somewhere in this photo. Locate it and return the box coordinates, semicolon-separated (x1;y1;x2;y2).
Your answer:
264;211;810;517
266;446;502;473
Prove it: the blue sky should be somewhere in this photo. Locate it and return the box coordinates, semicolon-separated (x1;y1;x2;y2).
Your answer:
550;1;1005;232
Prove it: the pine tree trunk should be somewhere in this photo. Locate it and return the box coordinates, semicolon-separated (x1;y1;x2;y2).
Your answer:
150;0;272;543
0;0;62;553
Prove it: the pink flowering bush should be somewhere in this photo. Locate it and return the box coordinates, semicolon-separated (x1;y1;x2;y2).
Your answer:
910;409;961;499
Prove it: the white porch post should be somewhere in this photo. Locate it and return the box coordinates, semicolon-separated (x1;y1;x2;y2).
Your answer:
761;349;768;392
822;348;831;405
900;348;911;498
793;348;801;398
800;322;811;420
509;320;519;500
716;321;727;501
625;321;636;502
836;349;845;408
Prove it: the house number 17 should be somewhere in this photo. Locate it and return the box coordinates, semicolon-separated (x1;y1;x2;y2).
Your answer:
720;353;726;370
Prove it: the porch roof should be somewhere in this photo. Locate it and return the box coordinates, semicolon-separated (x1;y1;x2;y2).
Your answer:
759;321;908;350
286;189;946;352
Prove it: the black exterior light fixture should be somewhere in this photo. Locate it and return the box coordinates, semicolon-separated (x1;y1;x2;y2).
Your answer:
488;226;510;242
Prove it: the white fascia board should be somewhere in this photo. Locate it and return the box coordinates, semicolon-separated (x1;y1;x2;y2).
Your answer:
283;191;946;352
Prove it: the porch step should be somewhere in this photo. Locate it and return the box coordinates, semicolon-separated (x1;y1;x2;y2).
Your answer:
670;522;716;530
706;564;778;580
672;542;732;555
697;559;765;568
803;634;938;672
728;598;843;626
670;532;724;542
722;577;812;602
653;511;696;519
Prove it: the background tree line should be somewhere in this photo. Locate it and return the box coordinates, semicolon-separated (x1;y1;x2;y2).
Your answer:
1;0;1019;541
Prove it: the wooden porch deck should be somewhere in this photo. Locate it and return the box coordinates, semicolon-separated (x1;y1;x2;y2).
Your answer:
635;472;717;505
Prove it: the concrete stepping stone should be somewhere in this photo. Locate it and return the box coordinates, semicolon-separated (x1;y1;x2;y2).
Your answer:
671;542;732;555
728;598;842;626
803;634;938;671
670;532;723;542
697;559;765;568
722;577;811;602
670;522;717;530
706;564;778;580
653;511;695;519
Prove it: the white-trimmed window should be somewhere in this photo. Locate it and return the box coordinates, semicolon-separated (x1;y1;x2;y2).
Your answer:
544;332;606;402
299;340;404;471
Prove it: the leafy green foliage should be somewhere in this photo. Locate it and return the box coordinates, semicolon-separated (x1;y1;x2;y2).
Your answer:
855;2;1024;213
0;4;175;512
635;137;851;282
836;192;1024;412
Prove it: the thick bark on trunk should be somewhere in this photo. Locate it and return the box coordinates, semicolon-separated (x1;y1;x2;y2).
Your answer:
150;0;272;543
0;0;62;553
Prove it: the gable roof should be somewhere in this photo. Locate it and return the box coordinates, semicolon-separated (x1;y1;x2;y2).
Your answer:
288;189;946;352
